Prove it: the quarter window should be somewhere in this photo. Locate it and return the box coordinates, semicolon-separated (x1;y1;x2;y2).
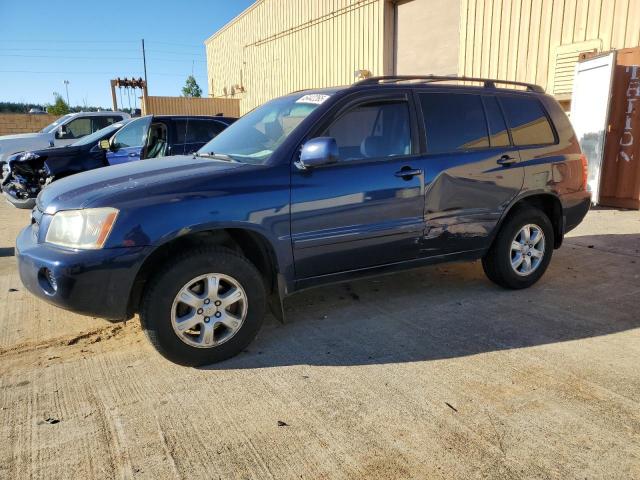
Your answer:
322;100;411;161
419;93;489;153
499;96;556;146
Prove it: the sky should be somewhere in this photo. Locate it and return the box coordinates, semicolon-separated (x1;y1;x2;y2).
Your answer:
0;0;255;108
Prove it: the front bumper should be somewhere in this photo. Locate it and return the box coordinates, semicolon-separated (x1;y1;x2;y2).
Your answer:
16;224;151;320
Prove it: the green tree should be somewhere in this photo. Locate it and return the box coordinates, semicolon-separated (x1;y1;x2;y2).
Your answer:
47;93;70;115
181;75;202;98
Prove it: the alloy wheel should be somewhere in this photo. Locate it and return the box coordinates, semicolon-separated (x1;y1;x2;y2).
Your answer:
510;224;545;276
170;273;247;348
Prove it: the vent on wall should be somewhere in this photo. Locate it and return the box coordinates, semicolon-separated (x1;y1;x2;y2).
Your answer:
548;39;602;98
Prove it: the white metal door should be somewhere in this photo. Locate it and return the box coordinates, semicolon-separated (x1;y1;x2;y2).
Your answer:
570;52;616;204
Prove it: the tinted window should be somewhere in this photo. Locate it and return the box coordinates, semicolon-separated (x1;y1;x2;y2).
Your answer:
322;100;411;161
176;120;226;144
500;96;555;146
419;93;489;153
483;96;510;147
93;116;120;130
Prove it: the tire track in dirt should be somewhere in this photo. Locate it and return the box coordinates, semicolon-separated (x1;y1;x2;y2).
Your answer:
0;322;138;360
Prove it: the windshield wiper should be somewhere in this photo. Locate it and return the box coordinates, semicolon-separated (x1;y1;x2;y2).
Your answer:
194;152;237;162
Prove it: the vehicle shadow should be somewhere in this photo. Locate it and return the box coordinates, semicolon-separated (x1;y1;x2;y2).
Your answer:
200;233;640;370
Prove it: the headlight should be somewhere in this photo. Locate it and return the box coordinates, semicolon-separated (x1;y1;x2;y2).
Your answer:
45;208;119;249
19;151;40;161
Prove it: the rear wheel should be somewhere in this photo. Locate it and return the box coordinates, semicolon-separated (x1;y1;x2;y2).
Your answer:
140;246;266;366
482;207;554;289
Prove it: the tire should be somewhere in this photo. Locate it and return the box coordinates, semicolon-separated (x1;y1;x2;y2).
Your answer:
482;206;554;289
140;246;266;366
3;190;36;209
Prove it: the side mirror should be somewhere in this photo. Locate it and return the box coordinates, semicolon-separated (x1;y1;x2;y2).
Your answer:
296;137;339;170
98;139;111;150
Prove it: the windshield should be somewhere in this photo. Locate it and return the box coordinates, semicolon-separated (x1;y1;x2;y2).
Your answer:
197;93;329;164
70;121;128;147
39;113;74;133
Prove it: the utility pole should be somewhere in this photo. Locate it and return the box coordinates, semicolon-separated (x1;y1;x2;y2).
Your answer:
63;80;70;106
141;39;148;93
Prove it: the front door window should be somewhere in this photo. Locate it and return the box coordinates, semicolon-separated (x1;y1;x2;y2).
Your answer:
322;100;412;161
111;116;152;150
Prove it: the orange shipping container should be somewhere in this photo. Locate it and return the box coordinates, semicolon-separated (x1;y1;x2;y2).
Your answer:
600;47;640;210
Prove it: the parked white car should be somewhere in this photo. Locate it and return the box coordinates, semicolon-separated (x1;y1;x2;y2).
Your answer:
0;111;130;165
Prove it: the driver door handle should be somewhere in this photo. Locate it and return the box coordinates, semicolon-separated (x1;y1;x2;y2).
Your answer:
128;152;137;157
497;155;517;166
395;167;423;179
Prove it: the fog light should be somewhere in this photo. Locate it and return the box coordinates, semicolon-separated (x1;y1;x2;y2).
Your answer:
39;268;58;294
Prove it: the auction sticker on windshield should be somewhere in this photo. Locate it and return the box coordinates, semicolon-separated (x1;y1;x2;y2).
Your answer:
296;94;330;105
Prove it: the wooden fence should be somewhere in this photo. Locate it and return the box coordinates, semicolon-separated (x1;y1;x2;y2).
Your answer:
141;96;240;117
0;114;61;136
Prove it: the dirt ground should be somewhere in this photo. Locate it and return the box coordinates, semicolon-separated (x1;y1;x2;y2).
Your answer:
0;200;639;480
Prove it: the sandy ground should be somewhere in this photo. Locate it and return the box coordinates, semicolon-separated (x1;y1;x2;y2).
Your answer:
0;200;639;480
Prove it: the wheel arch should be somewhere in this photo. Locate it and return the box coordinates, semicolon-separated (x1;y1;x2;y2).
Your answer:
126;227;282;319
494;192;564;250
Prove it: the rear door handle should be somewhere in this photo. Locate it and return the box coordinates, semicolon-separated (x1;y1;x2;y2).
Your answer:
395;167;423;179
497;155;517;166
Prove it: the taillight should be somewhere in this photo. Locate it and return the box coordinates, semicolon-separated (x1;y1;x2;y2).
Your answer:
580;154;588;189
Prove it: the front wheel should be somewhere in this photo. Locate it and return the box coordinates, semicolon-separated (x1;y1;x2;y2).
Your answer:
140;246;266;366
482;207;554;289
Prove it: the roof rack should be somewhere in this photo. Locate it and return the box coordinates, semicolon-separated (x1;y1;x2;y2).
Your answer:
354;75;545;93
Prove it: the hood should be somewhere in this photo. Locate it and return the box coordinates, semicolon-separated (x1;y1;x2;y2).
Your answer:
0;132;46;141
9;144;82;163
0;132;53;161
37;155;246;213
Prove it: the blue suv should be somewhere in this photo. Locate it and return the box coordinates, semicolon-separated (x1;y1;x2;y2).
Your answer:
16;76;591;365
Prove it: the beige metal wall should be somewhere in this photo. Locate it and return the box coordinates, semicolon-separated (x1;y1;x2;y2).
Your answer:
205;0;386;114
141;96;240;117
459;0;640;98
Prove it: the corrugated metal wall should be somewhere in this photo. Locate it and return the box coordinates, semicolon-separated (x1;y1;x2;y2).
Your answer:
141;96;240;117
205;0;385;114
459;0;640;97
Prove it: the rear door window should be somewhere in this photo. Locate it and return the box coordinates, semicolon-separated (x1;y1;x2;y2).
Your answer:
419;93;489;153
185;120;226;144
499;96;556;146
93;116;120;130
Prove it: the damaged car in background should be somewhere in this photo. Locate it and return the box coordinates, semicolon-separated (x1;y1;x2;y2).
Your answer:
2;115;236;209
0;111;130;165
2;120;131;209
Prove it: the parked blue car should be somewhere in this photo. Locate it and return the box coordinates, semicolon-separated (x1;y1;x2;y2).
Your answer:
102;114;236;164
16;76;591;365
2;115;235;210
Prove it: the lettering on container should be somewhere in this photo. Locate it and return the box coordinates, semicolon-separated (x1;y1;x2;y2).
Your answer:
619;65;639;163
